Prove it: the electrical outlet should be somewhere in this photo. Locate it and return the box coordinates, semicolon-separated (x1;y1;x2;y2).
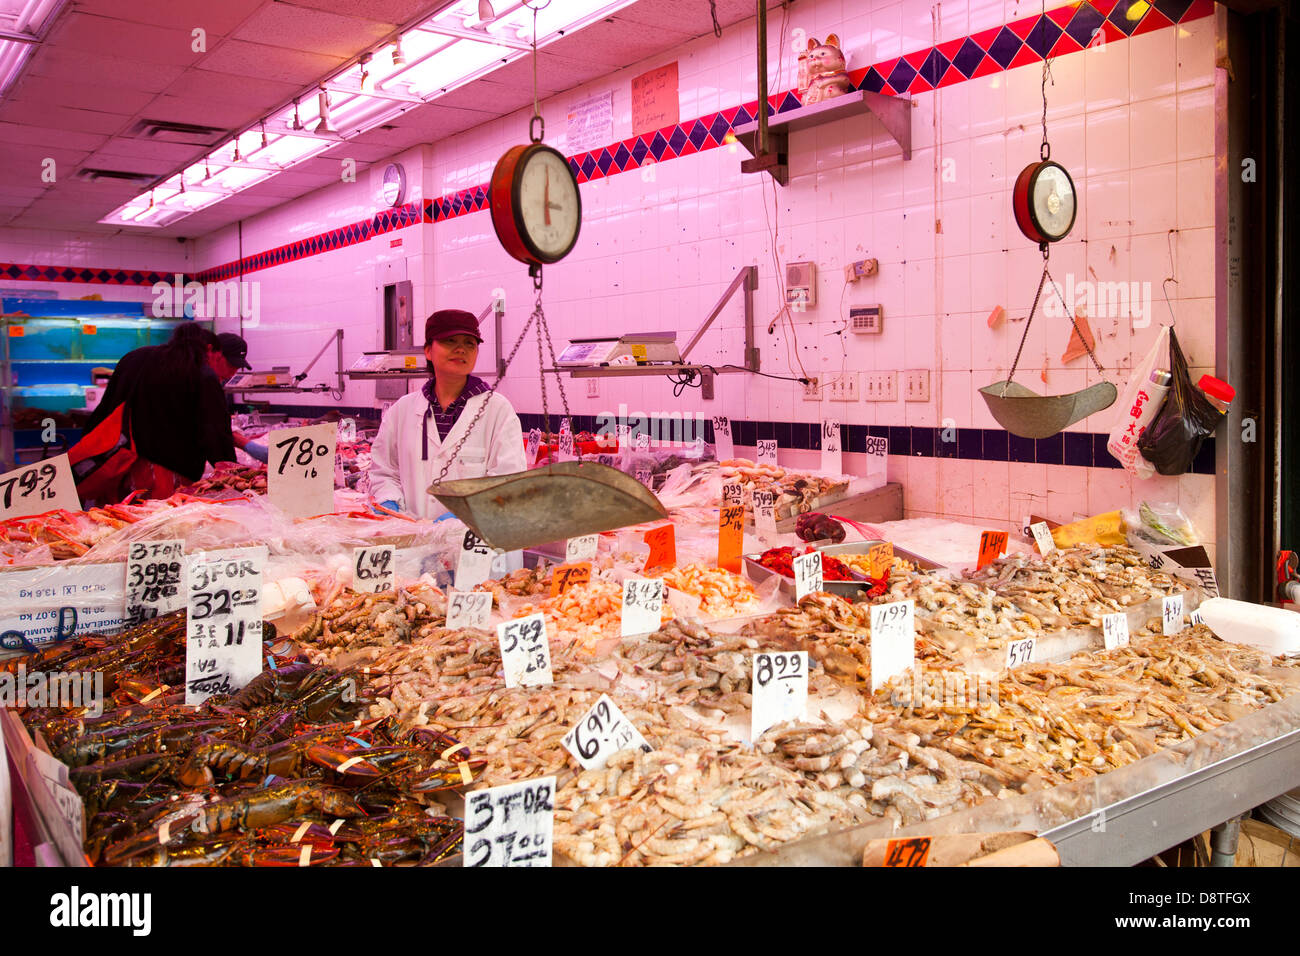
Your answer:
864;372;897;401
904;370;930;402
802;376;820;400
586;378;600;398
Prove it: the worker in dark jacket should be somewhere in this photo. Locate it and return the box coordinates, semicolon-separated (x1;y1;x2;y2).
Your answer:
82;324;247;498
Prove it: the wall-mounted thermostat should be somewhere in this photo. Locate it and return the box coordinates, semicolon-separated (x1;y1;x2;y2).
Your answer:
786;261;816;308
850;305;883;334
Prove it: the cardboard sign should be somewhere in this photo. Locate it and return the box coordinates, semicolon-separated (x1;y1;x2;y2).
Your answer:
124;539;185;627
642;524;676;574
750;651;808;741
463;777;555;867
0;454;80;520
1030;521;1056;556
562;694;651;770
883;837;931;868
446;590;492;630
550;562;592;597
717;502;744;574
631;60;679;137
565;534;598;563
756;439;779;465
820;419;842;476
267;422;336;517
352;545;396;594
711;415;734;460
867;542;894;579
497;613;553;688
455;529;494;590
976;530;1009;570
184;547;266;705
870;600;915;691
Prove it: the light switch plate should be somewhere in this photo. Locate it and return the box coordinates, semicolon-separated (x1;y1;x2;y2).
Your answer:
904;370;930;402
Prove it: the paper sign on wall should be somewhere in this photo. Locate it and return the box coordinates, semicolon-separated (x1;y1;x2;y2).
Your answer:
820;420;842;476
631;61;679;137
268;422;336;517
566;90;613;154
185;546;266;706
463;777;555;867
0;454;80;520
712;415;734;460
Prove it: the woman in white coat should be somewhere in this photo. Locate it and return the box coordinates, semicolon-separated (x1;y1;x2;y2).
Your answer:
369;309;527;518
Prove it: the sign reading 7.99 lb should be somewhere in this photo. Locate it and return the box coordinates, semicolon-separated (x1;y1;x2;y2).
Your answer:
0;454;80;521
267;422;336;517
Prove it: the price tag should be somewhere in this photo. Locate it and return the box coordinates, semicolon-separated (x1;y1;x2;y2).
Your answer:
869;599;915;691
621;577;664;637
455;529;494;590
753;489;778;539
1187;566;1220;598
124;539;185;626
184;546;266;706
1030;521;1056;556
565;534;598;563
976;530;1009;570
883;837;931;868
352;544;396;594
81;324;97;336
526;428;542;463
338;418;357;443
562;694;651;770
1162;594;1185;636
8;325;23;337
712;415;734;460
446;589;492;630
633;431;651;452
793;550;823;600
30;748;84;848
1005;637;1035;668
557;424;575;460
1190;608;1206;628
550;562;591;597
820;419;842;475
864;434;889;486
717;501;744;574
867;541;894;579
0;454;80;520
635;467;653;487
463;777;555;867
642;524;676;574
750;651;808;741
497;612;553;688
267;422;336;517
615;422;631;449
1102;612;1130;650
756;438;779;465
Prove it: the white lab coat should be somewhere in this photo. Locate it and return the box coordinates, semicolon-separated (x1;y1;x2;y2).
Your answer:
369;386;528;519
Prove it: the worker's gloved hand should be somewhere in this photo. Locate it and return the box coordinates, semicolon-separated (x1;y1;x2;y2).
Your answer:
433;511;455;523
374;500;401;515
243;441;269;464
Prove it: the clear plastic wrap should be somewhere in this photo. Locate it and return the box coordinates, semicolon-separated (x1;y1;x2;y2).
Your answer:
1124;500;1200;547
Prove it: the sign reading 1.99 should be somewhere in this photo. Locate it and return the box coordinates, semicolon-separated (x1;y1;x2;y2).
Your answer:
268;422;336;518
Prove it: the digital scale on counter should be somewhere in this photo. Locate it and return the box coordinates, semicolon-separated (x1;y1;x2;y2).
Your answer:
223;331;345;397
556;332;682;367
344;349;426;379
224;367;297;392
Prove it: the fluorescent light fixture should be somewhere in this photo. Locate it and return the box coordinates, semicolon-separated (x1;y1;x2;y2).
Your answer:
1;0;70;98
100;0;639;227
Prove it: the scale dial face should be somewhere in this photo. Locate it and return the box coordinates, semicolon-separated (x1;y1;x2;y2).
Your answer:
381;163;406;207
490;143;582;265
1013;160;1077;245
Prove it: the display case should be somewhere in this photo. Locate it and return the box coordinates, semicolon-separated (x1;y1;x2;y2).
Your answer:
0;298;211;471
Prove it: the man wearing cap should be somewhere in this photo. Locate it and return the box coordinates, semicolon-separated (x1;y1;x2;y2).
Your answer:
369;309;526;517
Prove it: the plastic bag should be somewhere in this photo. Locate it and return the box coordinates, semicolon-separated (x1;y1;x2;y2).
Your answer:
1137;329;1224;475
1107;325;1168;478
1123;500;1199;547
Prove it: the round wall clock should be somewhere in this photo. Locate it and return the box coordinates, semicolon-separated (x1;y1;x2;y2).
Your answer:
1012;159;1077;246
488;143;581;266
381;162;406;207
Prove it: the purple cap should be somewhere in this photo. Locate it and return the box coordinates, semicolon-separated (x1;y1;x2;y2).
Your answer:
424;309;482;346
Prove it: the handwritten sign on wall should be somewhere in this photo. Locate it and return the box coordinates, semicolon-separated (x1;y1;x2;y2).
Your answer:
632;62;679;137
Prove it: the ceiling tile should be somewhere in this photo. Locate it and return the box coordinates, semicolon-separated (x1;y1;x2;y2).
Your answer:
231;4;396;57
87;137;210;164
23;47;188;93
163;70;301;111
279;0;443;26
7;79;156;115
44;14;210;68
318;142;396;163
0;102;128;136
543;18;696;68
434;79;536;116
78;0;267;34
0;123;108;152
193;40;345;84
136;93;262;131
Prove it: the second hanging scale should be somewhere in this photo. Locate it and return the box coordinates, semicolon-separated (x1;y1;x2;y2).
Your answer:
424;0;665;552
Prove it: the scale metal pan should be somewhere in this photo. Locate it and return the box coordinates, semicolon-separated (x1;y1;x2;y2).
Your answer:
428;461;668;552
979;380;1117;440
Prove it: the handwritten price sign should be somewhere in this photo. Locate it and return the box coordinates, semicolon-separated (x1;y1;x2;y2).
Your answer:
562;695;651;770
446;590;492;630
753;489;778;540
976;530;1009;570
526;428;542;463
621;578;665;637
711;415;734;460
497;613;553;688
1005;637;1035;669
820;419;842;475
867;541;894;579
642;524;676;574
751;651;808;741
185;546;266;706
793;550;823;600
550;562;591;597
756;439;779;465
883;837;931;867
124;539;184;626
565;534;598;563
1162;594;1185;636
1030;521;1056;556
455;529;494;590
268;422;336;517
352;545;395;594
870;599;915;691
1102;611;1130;650
463;777;554;868
0;454;80;520
717;500;744;574
864;435;888;485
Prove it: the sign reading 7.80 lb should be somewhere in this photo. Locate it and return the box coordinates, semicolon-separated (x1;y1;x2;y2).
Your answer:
267;422;336;518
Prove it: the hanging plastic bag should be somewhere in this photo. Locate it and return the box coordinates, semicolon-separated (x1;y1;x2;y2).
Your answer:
1107;325;1169;478
1137;328;1225;475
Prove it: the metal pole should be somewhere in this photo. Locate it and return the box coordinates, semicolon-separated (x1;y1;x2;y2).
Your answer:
1209;816;1241;867
756;0;768;158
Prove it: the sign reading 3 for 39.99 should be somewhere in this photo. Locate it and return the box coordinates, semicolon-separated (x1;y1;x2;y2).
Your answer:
124;539;185;626
185;546;267;706
267;422;336;518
